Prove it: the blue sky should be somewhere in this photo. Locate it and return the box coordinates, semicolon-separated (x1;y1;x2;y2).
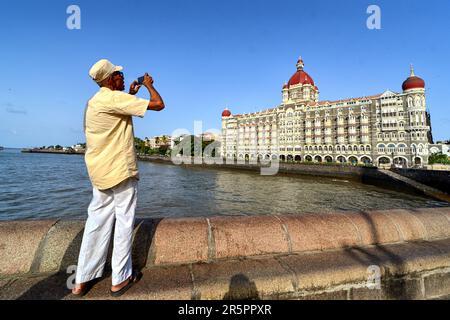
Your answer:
0;0;449;148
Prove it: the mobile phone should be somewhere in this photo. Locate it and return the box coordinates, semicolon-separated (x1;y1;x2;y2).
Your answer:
137;76;145;85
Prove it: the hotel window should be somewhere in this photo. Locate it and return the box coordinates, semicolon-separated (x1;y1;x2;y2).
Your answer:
378;144;385;153
387;144;395;153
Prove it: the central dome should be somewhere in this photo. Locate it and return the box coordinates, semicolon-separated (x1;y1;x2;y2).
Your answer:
288;70;315;87
286;57;315;87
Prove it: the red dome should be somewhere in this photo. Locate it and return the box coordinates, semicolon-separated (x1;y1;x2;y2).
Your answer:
222;109;231;117
402;76;425;91
288;70;315;87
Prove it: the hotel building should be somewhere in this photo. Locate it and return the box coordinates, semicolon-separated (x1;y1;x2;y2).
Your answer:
221;57;432;167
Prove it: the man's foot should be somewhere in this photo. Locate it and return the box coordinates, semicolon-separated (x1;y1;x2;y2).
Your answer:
72;282;89;296
111;278;130;293
110;270;142;297
71;278;99;297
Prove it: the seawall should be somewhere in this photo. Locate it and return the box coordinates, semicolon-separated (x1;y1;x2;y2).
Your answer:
392;168;450;195
1;207;450;299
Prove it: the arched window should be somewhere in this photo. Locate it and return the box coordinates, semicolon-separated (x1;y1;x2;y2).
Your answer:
418;144;424;153
337;156;346;163
387;144;396;153
398;144;406;153
378;144;386;153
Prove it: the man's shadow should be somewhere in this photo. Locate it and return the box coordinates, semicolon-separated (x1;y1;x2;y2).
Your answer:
17;218;161;300
223;274;260;300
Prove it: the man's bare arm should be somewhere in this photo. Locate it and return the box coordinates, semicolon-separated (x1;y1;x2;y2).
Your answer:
143;73;165;111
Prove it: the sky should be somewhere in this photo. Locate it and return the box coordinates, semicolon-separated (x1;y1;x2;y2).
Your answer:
0;0;449;148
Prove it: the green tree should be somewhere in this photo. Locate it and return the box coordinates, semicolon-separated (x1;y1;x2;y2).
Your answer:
173;135;218;157
134;137;147;154
429;152;450;165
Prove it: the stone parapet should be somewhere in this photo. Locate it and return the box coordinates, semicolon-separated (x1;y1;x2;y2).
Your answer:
1;207;450;276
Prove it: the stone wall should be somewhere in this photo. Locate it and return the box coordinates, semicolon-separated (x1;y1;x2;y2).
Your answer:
1;207;450;275
1;207;450;300
392;168;450;194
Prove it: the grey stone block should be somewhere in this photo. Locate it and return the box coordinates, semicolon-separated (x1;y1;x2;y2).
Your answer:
424;272;450;299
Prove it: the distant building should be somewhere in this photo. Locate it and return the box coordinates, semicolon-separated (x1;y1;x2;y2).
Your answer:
200;132;220;142
145;135;172;149
71;144;85;152
429;144;450;157
221;57;432;168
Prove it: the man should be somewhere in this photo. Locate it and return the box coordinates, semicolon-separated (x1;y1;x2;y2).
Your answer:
72;59;164;297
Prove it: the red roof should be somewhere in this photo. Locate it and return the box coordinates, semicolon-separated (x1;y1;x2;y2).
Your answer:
222;109;231;117
287;70;315;87
402;76;425;91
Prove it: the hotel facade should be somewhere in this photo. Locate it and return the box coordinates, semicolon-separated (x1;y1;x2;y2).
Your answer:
220;57;432;167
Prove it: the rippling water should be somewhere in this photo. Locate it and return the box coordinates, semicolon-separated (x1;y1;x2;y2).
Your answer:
0;148;447;221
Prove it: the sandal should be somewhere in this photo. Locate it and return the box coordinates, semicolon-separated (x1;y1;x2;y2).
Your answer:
110;270;142;297
71;278;99;297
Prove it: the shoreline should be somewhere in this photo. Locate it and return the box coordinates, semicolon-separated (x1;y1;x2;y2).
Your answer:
21;148;85;155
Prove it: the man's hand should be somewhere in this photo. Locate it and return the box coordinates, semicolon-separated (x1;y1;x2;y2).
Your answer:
142;73;154;88
129;81;141;95
142;72;165;111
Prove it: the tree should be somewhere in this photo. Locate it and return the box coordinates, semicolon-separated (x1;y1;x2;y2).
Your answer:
158;145;169;155
173;135;218;157
429;152;450;165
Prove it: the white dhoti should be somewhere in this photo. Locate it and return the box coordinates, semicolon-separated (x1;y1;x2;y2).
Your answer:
75;177;137;286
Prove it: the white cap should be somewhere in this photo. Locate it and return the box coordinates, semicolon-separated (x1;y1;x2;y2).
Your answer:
89;59;123;83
